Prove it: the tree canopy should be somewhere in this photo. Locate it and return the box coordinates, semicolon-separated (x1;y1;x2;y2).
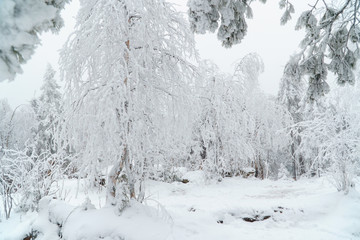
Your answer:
188;0;360;99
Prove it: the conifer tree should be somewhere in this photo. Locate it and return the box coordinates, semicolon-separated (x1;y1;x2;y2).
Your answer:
32;64;62;156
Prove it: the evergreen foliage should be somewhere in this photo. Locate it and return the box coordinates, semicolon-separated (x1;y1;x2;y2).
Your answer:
0;0;69;81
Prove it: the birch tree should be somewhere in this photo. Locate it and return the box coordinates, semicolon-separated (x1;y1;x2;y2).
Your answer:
59;0;196;212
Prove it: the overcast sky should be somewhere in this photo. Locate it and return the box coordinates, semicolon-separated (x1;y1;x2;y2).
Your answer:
0;0;311;108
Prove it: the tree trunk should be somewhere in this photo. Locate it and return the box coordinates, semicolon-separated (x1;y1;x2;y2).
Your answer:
106;17;139;209
290;131;297;181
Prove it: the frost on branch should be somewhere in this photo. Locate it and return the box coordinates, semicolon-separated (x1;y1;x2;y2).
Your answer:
328;28;356;86
188;0;220;34
301;54;330;101
279;0;295;25
295;0;360;100
0;0;69;81
188;0;297;47
188;0;259;47
295;10;317;31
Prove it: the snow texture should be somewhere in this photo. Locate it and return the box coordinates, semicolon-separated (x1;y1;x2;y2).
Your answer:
1;176;359;240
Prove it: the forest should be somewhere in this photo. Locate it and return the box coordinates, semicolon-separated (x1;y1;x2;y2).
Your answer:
0;0;359;239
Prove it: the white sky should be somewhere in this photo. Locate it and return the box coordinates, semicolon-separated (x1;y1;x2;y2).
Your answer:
0;0;311;107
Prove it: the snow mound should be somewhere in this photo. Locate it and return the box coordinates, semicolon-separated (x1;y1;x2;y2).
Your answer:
61;200;172;240
181;170;206;184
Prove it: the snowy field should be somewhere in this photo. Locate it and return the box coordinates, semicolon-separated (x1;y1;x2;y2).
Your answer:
1;173;360;240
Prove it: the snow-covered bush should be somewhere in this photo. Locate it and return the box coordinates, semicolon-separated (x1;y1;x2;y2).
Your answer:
0;146;65;217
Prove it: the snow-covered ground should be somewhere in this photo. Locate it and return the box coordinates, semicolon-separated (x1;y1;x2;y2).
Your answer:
1;173;359;240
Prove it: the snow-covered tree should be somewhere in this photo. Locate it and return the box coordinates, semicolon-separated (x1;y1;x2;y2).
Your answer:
59;0;196;211
278;56;307;179
234;53;292;179
189;54;291;179
278;56;306;123
0;65;66;214
295;85;360;193
0;99;13;153
0;0;69;81
0;102;36;152
189;61;253;177
247;95;292;179
32;64;62;156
